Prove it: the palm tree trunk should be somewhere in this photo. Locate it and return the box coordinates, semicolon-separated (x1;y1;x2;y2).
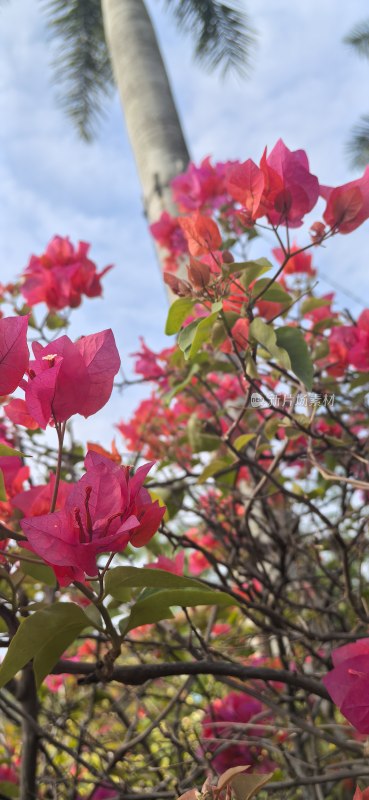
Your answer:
101;0;190;281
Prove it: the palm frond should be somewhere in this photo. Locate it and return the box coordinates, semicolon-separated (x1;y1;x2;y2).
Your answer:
163;0;257;76
346;115;369;169
344;18;369;59
41;0;115;140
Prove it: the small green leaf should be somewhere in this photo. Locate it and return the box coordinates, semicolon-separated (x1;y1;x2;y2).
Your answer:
350;372;369;389
165;298;194;335
0;603;90;689
275;326;314;390
187;414;220;453
233;433;256;450
197;458;235;484
21;558;57;587
178;319;199;357
300;297;332;314
226;258;272;284
106;566;208;601
0;444;28;458
0;470;6;502
252;279;291;304
45;312;68;330
211;320;228;348
188;312;219;359
0;780;19;798
163;364;200;404
249;319;291;370
120;586;236;634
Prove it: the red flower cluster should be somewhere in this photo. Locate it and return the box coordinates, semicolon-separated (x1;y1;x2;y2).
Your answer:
20;329;120;429
21;236;112;310
21;451;165;585
151;140;369;277
328;310;369;375
201;690;275;774
323;639;369;734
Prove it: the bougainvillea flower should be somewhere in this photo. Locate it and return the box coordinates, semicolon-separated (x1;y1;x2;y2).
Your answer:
260;139;319;227
86;440;121;464
0;448;29;499
132;337;174;386
23;329;120;428
327;324;358;376
21;451;165;585
146;552;185;575
150;211;188;273
0;764;18;785
348;310;369;371
327;311;369;375
88;786;118;799
179;213;222;257
201;691;275;774
12;475;72;517
303;293;336;325
320;168;369;233
171;156;235;212
21;236;112;310
5;398;39;430
273;243;316;276
226;159;265;222
353;786;369;800
322;639;369;733
0;316;29;396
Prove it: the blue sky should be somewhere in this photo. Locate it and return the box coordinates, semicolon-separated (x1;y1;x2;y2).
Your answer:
0;0;368;448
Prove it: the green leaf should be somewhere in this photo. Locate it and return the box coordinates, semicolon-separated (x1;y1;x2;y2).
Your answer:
226;258;272;283
275;326;314;390
45;312;68;330
21;558;57;587
0;470;6;502
350;372;369;389
187;414;220;453
249;319;291;370
211;320;228;348
188;312;219;360
0;603;90;689
120;586;236;634
233;433;256;450
163;364;200;404
252;279;291;304
105;566;210;601
300;297;332;314
197;457;236;484
0;444;28;458
165;298;194;335
0;781;19;798
245;354;259;379
178;319;199;357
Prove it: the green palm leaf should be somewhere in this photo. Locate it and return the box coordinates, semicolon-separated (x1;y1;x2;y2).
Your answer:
163;0;257;75
345;18;369;59
346;115;369;168
41;0;115;140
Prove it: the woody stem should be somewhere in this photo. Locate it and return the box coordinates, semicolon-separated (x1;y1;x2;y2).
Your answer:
50;420;66;513
74;581;121;650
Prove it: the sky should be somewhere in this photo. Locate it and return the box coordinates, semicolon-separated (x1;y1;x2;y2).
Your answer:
0;0;368;449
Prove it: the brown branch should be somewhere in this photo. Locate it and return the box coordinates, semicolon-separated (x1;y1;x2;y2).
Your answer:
52;659;330;699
